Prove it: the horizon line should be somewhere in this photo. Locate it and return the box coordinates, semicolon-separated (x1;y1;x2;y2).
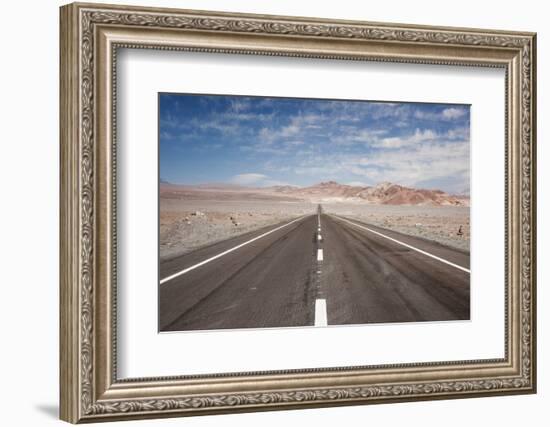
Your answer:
160;180;470;195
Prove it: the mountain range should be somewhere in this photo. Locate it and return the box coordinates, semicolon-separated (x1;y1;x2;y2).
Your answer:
265;181;468;206
162;180;469;206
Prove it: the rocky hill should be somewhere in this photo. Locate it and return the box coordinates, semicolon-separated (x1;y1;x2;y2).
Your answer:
267;181;469;206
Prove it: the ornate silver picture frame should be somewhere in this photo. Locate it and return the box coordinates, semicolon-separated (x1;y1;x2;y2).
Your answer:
60;2;536;423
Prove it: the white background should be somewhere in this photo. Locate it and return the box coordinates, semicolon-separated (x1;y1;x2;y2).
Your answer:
0;0;546;426
118;49;504;377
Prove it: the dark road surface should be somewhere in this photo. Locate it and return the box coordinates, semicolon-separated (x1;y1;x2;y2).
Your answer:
159;212;470;332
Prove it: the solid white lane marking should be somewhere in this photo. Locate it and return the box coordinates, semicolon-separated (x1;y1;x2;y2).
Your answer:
314;299;328;327
332;215;470;274
317;248;324;261
317;234;322;241
160;216;307;284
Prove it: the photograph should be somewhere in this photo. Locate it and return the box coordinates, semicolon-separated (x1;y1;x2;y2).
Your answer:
158;94;471;332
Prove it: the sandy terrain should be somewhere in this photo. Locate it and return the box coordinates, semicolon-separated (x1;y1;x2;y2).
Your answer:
160;186;470;260
160;194;316;261
323;203;470;252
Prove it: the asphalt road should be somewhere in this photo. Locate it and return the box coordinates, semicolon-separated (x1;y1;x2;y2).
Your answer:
159;211;470;332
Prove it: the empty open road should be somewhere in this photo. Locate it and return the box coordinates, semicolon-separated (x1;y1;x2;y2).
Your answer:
159;209;470;332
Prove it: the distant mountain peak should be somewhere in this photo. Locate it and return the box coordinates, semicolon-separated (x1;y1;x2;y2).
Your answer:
269;180;469;206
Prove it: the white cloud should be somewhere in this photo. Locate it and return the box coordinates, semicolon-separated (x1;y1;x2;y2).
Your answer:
446;126;470;140
374;128;437;149
294;165;344;176
442;107;467;120
281;114;324;137
188;117;239;135
258;127;274;142
369;103;411;120
346;181;370;187
229;173;290;187
285;140;305;146
230;98;251;113
346;139;470;192
413;110;436;121
221;111;275;122
257;113;327;144
413;107;469;122
280;123;300;137
230;173;268;185
333;129;388;146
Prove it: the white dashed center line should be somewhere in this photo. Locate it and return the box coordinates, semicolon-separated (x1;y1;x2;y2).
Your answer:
317;248;324;262
315;208;327;327
314;299;328;327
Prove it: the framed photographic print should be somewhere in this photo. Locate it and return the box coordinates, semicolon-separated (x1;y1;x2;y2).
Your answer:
60;2;537;423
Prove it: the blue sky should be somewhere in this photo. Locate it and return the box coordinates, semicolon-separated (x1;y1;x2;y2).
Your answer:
159;94;470;194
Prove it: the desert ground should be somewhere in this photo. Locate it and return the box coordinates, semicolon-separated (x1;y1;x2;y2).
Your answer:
323;203;470;252
159;185;470;261
160;188;315;261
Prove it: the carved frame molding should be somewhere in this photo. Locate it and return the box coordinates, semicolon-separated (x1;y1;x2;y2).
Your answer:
60;2;536;423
